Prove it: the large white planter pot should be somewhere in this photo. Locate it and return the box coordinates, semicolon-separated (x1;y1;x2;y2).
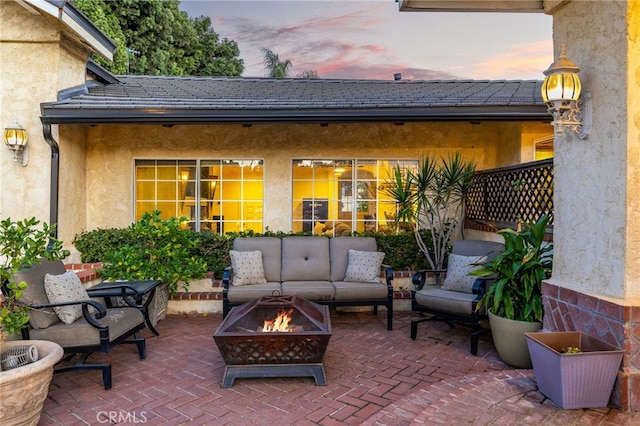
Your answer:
0;340;64;426
488;310;542;368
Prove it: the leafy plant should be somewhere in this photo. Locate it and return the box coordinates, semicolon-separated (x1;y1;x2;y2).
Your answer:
97;211;208;294
473;215;553;322
0;217;69;340
384;152;476;273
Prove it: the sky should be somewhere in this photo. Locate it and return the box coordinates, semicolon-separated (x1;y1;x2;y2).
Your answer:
179;0;553;81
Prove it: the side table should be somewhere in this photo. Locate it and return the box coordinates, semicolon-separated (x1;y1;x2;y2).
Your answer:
87;279;163;336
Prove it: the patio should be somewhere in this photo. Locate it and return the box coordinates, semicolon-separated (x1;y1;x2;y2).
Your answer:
38;311;638;425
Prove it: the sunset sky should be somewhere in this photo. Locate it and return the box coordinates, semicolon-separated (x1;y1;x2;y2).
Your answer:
179;0;553;81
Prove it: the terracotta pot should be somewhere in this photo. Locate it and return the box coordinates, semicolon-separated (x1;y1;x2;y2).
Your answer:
488;310;542;368
0;340;64;426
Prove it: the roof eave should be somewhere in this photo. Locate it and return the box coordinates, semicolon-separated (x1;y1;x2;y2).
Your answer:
398;0;545;13
39;106;551;125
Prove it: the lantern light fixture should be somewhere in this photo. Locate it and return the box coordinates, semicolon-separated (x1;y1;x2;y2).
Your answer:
4;118;28;166
541;44;591;139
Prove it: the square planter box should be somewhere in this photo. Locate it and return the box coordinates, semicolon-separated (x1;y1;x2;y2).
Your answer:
525;331;623;409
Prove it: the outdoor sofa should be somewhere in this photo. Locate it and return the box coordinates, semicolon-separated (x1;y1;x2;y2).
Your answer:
222;236;394;330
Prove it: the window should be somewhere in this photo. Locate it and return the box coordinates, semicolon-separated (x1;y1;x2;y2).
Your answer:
135;159;264;233
292;159;418;235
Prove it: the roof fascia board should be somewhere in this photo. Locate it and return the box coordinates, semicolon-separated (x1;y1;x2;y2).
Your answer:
22;0;116;60
398;0;544;12
39;106;551;125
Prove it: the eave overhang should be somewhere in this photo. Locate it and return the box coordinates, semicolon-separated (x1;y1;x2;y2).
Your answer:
39;105;550;126
398;0;545;13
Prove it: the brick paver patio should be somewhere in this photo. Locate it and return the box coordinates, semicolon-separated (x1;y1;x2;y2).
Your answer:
38;311;639;425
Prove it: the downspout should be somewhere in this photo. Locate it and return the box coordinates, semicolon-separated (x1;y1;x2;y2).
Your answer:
42;124;59;238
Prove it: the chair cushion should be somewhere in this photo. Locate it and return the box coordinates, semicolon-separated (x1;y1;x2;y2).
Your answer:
14;258;66;329
28;307;144;348
441;253;487;293
227;282;282;303
44;271;89;325
414;288;478;315
229;250;267;286
344;249;385;283
333;281;389;300
281;281;335;301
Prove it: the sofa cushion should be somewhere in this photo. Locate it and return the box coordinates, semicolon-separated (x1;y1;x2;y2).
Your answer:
229;250;267;286
281;237;330;282
44;271;89;325
233;237;282;282
330;237;377;281
441;253;487;293
281;281;335;301
344;249;385;283
227;282;282;303
14;258;66;329
333;281;389;301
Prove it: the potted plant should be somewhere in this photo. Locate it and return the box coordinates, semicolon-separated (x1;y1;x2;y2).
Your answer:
525;331;623;409
472;215;553;368
384;151;476;278
0;217;68;425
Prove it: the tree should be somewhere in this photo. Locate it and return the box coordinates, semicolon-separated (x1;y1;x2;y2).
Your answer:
296;70;319;79
262;48;292;78
72;0;244;76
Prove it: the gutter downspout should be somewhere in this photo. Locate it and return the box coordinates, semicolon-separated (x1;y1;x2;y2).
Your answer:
43;124;59;238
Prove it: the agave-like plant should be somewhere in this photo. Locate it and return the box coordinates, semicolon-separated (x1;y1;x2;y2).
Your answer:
384;151;476;273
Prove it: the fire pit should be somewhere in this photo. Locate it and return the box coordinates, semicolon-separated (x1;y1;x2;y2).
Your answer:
213;295;332;387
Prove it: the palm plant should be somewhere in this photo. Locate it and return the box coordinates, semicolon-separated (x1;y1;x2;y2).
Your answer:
384;152;476;273
262;48;292;78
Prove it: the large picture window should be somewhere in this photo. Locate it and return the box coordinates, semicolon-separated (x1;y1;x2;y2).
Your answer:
292;159;418;235
135;159;264;233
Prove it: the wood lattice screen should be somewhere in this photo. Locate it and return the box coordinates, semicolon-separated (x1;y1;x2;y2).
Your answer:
465;159;553;234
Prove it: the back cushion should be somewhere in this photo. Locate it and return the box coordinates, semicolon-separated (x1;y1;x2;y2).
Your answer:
233;237;282;282
330;237;377;281
281;237;330;282
14;258;66;329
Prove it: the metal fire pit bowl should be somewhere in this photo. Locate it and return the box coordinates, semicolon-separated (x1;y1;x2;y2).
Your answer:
213;295;332;387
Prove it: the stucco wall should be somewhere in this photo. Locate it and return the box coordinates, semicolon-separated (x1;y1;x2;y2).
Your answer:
548;1;640;299
0;2;90;225
53;120;550;253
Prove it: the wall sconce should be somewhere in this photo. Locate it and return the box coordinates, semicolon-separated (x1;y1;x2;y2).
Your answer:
542;44;591;139
4;118;28;166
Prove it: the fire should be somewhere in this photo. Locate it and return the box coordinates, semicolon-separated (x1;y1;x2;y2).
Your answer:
262;308;294;332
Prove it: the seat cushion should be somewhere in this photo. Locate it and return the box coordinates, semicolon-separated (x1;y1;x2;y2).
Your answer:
226;282;282;303
441;253;487;293
229;250;267;286
44;271;90;325
344;249;385;283
28;307;144;348
414;288;478;315
233;237;282;282
333;281;389;301
281;237;330;282
281;281;335;301
330;237;377;281
14;258;67;329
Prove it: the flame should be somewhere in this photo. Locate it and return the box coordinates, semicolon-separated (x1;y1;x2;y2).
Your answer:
262;308;294;332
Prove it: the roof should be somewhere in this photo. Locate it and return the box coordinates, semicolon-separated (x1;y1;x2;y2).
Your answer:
40;76;550;125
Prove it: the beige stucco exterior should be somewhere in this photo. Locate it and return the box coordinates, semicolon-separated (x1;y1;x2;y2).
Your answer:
51;120;548;260
546;0;640;300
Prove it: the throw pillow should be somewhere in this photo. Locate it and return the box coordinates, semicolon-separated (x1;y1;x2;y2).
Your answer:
441;253;488;293
344;249;385;283
44;271;89;325
230;250;267;286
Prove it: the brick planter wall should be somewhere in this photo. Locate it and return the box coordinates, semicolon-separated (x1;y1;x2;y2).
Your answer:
542;281;640;411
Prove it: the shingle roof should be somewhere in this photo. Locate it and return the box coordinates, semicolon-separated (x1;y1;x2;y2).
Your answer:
40;76;550;125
